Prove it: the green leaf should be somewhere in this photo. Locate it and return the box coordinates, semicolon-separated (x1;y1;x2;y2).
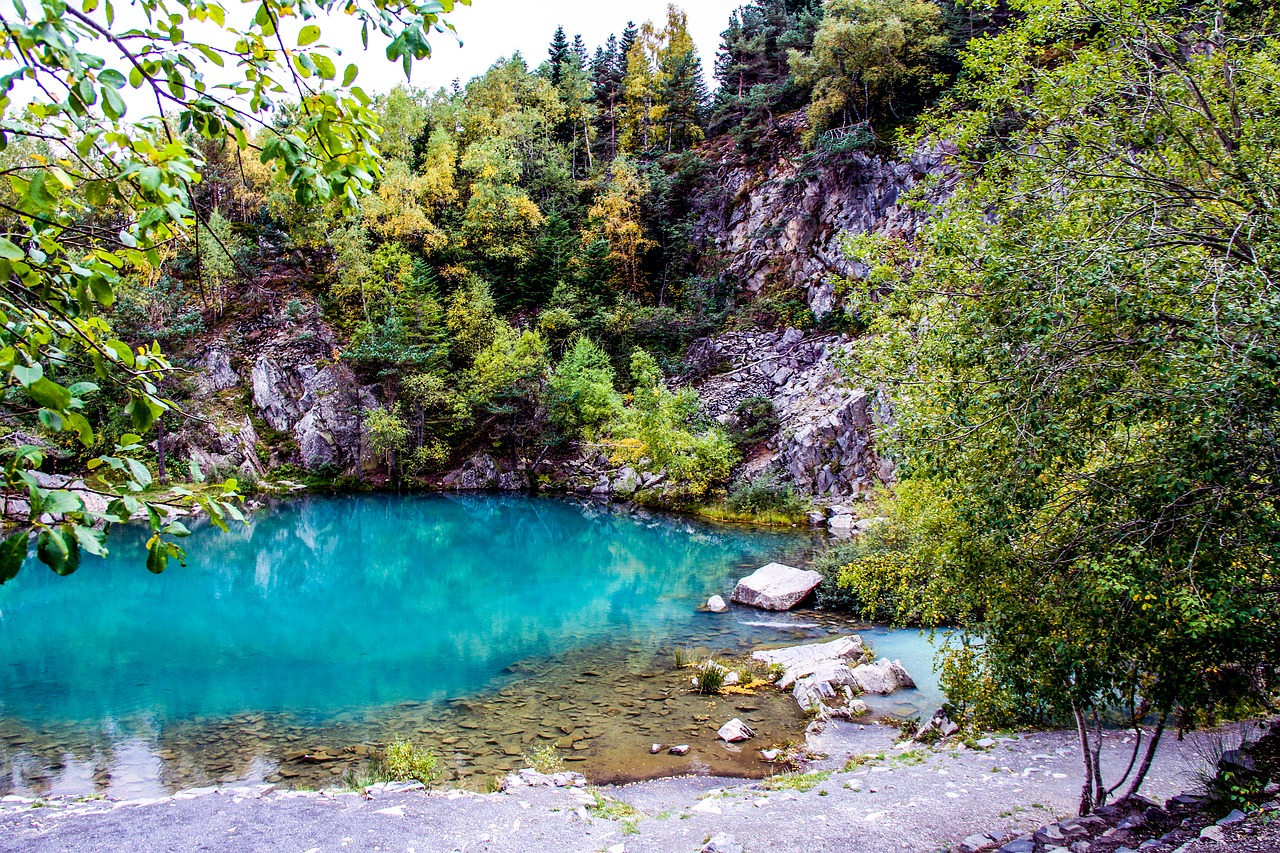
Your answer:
26;377;73;411
342;63;358;86
12;363;42;385
313;54;335;80
64;411;95;445
146;539;168;574
71;524;108;557
124;457;153;487
0;237;23;261
37;528;80;576
298;25;321;46
0;531;28;584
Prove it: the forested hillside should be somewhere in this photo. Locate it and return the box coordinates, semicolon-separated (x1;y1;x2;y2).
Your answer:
0;0;988;510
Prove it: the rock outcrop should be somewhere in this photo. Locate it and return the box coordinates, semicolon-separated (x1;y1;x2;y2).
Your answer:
249;338;379;472
686;329;894;500
692;124;954;318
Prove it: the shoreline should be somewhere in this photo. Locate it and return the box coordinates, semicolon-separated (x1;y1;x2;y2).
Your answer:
0;720;1257;853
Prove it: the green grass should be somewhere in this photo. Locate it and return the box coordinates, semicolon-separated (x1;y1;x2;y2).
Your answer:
588;792;642;834
760;770;831;792
842;752;884;771
691;502;812;526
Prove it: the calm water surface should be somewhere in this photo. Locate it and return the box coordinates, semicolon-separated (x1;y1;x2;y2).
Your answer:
0;494;940;796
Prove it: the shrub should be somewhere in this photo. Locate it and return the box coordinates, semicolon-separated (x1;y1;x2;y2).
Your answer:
521;744;565;775
731;397;780;449
726;473;808;518
546;336;622;441
383;739;442;786
694;660;727;695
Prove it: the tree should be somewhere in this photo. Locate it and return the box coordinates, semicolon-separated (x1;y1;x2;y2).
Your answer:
583;158;656;294
789;0;947;142
710;0;823;150
610;349;736;500
465;323;549;464
0;0;465;583
546;26;572;86
546;336;622;440
655;6;708;152
844;0;1280;814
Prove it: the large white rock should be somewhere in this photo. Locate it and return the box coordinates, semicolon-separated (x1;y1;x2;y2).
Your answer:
730;563;823;610
707;595;729;613
849;657;916;694
752;635;866;687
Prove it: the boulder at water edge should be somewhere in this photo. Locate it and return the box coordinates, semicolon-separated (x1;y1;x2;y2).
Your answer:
707;595;729;612
849;657;916;694
730;562;823;610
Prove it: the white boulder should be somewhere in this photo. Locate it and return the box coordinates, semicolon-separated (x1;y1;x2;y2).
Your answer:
716;718;755;742
752;635;866;688
849;658;916;694
730;563;823;610
706;595;729;613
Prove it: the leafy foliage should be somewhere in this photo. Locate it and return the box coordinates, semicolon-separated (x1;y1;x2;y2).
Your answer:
845;0;1280;813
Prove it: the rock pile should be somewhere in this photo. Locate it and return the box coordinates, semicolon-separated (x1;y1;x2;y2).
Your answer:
753;635;914;719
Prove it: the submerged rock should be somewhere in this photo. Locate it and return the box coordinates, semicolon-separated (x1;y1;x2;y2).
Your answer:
668;744;690;756
730;563;823;610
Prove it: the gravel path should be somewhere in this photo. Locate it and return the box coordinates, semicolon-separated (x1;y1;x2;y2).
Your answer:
0;722;1239;853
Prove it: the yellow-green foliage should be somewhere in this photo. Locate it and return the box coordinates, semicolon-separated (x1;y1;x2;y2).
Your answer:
384;739;442;786
521;744;565;775
610;349;737;500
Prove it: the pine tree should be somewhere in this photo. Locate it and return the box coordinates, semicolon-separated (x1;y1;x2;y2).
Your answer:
709;0;822;150
571;33;588;69
547;25;571;86
591;35;625;162
655;6;707;152
620;23;658;154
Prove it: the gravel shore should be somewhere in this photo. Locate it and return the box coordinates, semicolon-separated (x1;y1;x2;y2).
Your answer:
0;721;1243;853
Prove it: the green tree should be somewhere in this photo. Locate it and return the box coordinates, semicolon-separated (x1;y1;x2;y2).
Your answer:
546;336;622;440
845;0;1280;814
789;0;948;142
0;0;465;582
611;349;736;500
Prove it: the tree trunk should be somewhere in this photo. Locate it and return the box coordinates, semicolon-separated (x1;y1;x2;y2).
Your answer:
1126;711;1169;799
156;417;168;484
1073;701;1096;815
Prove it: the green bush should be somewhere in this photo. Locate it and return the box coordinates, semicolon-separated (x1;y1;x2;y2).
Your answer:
726;473;807;517
383;739;442;786
731;396;780;449
546;336;622;441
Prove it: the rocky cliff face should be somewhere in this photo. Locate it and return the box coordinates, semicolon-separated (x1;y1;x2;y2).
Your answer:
692;132;952;317
687;329;893;500
167;306;382;479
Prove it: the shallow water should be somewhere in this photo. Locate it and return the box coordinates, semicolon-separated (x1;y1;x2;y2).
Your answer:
0;494;941;796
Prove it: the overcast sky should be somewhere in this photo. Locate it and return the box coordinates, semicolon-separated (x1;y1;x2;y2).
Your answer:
332;0;744;93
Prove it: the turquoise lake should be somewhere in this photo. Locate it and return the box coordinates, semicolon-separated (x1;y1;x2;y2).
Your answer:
0;494;941;796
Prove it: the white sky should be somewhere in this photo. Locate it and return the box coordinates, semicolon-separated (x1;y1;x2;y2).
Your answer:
331;0;743;93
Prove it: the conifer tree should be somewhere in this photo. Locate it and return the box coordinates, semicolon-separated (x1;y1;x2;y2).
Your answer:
547;25;571;86
591;35;625;161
